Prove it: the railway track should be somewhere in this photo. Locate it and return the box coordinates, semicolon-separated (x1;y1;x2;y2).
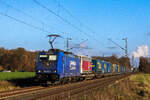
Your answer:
0;73;131;100
0;86;44;98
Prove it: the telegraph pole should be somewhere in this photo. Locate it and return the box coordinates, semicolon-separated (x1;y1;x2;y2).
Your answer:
122;37;128;57
66;37;71;52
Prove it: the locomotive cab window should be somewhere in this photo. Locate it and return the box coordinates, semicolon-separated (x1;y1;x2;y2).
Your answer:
49;55;57;61
39;55;48;61
39;54;57;67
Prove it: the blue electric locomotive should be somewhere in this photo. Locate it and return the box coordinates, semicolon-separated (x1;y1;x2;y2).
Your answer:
36;49;80;83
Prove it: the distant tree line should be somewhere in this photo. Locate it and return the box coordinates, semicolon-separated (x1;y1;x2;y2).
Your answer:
0;47;38;72
139;57;150;73
92;55;131;68
0;47;131;72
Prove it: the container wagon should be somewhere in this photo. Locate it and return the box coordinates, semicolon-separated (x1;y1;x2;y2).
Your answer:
80;56;93;79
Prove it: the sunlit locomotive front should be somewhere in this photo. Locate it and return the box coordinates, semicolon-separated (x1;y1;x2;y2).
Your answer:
36;49;81;83
36;50;59;83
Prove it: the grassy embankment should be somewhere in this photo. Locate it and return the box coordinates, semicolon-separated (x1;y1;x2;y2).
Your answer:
0;72;35;81
80;73;150;100
0;72;35;91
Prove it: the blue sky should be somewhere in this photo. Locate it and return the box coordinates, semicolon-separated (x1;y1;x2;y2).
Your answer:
0;0;150;56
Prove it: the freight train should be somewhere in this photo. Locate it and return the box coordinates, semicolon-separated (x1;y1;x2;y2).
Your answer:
36;49;131;84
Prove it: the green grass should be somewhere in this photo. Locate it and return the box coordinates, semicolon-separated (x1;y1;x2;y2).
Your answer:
0;72;35;81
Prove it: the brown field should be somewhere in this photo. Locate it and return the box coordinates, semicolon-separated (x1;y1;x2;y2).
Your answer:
0;81;20;92
79;73;150;100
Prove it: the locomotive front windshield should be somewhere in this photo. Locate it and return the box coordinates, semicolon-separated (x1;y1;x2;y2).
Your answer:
39;55;57;61
39;55;48;61
39;54;57;67
49;55;57;61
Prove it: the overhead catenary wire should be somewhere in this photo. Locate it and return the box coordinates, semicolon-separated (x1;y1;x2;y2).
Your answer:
0;0;66;34
54;0;105;44
54;0;97;35
0;12;51;33
33;0;105;46
54;0;83;26
33;0;86;35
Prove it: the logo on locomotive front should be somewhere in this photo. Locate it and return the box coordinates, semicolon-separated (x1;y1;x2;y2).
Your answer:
70;61;76;70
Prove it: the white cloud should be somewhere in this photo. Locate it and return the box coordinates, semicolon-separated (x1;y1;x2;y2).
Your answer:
131;45;149;68
132;45;149;58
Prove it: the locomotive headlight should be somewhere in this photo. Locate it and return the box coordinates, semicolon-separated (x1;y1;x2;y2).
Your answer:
46;63;49;66
38;70;41;73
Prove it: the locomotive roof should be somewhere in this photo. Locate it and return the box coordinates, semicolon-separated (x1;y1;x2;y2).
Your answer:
48;49;72;54
46;49;78;56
